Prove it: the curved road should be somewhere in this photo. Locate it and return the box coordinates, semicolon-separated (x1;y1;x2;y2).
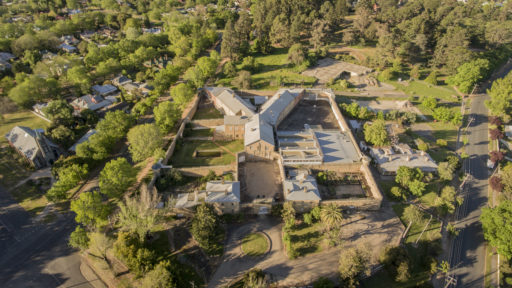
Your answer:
0;185;92;288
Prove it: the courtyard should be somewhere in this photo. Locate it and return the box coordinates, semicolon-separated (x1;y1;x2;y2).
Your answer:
278;100;340;130
239;161;282;203
170;140;243;167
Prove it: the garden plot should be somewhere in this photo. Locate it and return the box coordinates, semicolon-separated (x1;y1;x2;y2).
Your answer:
357;100;426;120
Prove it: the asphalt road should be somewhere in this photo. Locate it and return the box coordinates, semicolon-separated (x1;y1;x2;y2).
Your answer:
0;185;92;288
447;59;512;287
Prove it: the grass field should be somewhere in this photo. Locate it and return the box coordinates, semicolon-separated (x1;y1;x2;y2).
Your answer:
0;111;50;144
184;128;213;138
192;106;223;120
217;48;317;90
171;140;243;167
241;233;268;256
286;222;324;257
392;203;441;244
10;179;50;216
388;80;459;102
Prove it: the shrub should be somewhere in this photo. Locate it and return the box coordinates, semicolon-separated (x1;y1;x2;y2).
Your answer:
436;139;448;147
490;128;504;140
422;97;437;110
303;213;313;225
490;150;504;163
416;139;429;152
390;186;407;201
425;71;438;85
490;175;504;192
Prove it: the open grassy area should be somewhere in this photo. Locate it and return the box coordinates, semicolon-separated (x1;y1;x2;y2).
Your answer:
241;233;268;256
192;106;223;120
392;203;441;244
216;48;317;90
184;128;213;138
0;110;50;144
171;140;243;167
362;266;432;288
10;178;51;216
388;80;459;102
285;222;324;258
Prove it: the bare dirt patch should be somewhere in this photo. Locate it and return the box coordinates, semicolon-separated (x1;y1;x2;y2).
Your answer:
278;100;340;130
241;161;282;202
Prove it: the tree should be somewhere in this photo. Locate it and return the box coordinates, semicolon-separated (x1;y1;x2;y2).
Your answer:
502;163;512;195
408;179;426;196
403;205;424;224
69;226;90;251
364;119;389;146
154;101;181;133
232;70;252;90
287;44;306;67
490;176;504;192
281;202;296;230
99;158;136;198
310;20;328;51
70;191;111;229
221;19;240;60
96;110;135;140
380;246;411;283
89;232;113;262
127;124;164;162
313;277;335;288
425;71;438;86
320;204;343;231
47;164;88;202
117;186;161;243
270;14;292;47
242;269;268;288
490;129;504;140
184;54;219;88
422;97;437;110
8;75;60;108
395;166;423;189
141;261;175;288
448;58;490;94
481;201;512;259
50;125;75;148
338;245;371;288
66;66;91;94
44;100;74;123
390;186;407;201
191;203;222;255
438;162;454;181
485;73;512;122
490;151;505;164
170;83;195;109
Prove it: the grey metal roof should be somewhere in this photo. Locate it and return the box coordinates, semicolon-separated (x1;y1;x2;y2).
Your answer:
244;114;274;146
71;95;114;111
283;172;321;201
224;115;250;125
260;89;304;125
205;181;241;203
215;88;256;116
5;126;57;161
69;129;96;152
92;84;117;95
370;144;438;173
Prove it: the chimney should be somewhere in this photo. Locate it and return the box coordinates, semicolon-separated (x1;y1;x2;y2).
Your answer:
303;187;307;193
224;188;229;195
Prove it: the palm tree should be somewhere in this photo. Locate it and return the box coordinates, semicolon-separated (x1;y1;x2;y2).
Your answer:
320;204;343;231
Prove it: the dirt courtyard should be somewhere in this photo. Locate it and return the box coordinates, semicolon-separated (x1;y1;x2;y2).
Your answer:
278;100;340;130
241;161;282;202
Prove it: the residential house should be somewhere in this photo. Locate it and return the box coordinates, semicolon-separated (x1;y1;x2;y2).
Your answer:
175;181;241;214
143;55;170;70
121;82;140;95
139;83;154;97
5;126;61;169
142;27;162;34
60;35;79;45
112;75;132;87
283;170;321;212
244;114;275;160
92;84;118;96
71;94;118;112
369;143;438;175
58;43;77;53
68;129;96;153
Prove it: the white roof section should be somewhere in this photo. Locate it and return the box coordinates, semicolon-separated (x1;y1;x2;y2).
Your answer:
260;89;304;125
283;172;321;201
505;125;512;138
244;114;274;146
370;144;438;173
69;129;96;152
5;126;57;161
205;181;241;203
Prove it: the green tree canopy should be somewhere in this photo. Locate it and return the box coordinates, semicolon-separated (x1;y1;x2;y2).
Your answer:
191;203;222;255
170;83;194;108
338;245;371;288
70;190;111;229
364;119;389;146
99;158;137;198
127;124;164;162
448;58;490;94
154;101;181;134
481;201;512;259
43;100;74;122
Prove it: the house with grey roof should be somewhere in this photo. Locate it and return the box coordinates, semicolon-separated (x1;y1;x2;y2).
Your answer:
71;94;118;112
244;114;275;160
92;84;118;96
68;129;96;153
369;143;438;175
204;87;256;117
58;43;77;53
5;126;61;169
112;75;132;87
175;181;241;214
260;88;305;126
283;170;321;212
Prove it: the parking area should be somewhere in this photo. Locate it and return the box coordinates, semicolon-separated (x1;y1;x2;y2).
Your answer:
278;100;340;130
240;161;282;203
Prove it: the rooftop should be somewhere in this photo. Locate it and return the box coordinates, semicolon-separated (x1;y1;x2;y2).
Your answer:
302;58;373;83
283;170;321;202
370;144;438;173
260;89;304;126
92;84;118;96
205;87;256;116
244;114;274;146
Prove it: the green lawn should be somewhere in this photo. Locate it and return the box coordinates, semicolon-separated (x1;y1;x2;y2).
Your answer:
286;222;324;258
362;268;432;288
192;106;223;120
184;128;213;138
241;233;268;256
392;203;441;244
0;111;50;144
171;140;243;167
388;80;459;102
10;179;51;216
216;48;317;90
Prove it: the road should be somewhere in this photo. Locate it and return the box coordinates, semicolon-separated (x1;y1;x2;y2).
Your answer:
0;185;92;288
446;59;512;287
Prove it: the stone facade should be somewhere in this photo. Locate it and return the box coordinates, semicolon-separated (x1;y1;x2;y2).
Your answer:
224;123;245;140
245;140;275;160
